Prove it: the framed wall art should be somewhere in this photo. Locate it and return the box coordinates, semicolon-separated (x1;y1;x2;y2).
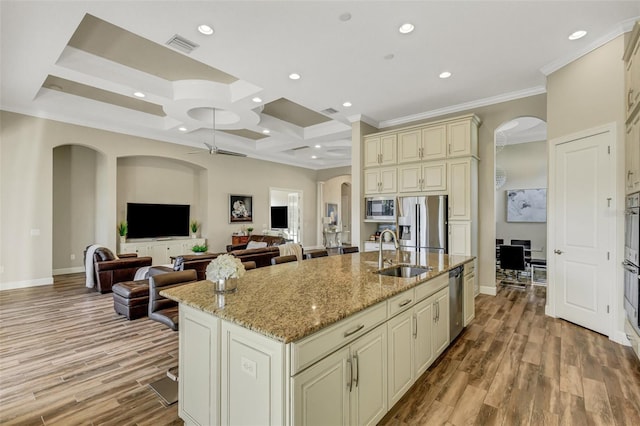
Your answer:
229;194;253;223
506;188;547;222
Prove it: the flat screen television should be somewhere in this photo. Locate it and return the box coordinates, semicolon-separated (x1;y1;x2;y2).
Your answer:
126;203;190;238
270;206;288;229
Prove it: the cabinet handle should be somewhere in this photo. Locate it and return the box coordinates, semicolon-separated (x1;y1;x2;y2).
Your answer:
347;358;353;392
344;324;365;337
448;144;451;155
629;89;634;108
399;299;412;307
353;354;359;387
436;301;439;322
413;314;418;338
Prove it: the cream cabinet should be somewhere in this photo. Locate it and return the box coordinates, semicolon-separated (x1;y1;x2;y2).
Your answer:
119;238;205;264
364;167;397;195
449;222;471;257
625;21;640;119
432;287;450;356
626;114;640;194
363;241;397;252
292;325;387;426
364;134;397;168
397;129;423;163
448;158;472;220
398;161;446;193
463;261;476;324
398;118;478;164
447;119;475;157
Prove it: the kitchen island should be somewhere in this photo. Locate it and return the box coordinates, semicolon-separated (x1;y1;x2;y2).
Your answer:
162;250;475;426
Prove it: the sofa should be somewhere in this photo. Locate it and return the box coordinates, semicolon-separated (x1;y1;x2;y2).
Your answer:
225;234;286;252
86;246;152;293
228;246;282;268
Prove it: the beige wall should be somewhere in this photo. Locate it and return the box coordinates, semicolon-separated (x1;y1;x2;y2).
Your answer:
0;111;319;289
495;140;548;258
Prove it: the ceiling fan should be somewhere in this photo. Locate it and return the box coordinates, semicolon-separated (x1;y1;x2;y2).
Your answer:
188;108;247;157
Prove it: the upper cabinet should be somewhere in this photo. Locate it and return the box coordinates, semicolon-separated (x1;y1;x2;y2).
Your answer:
397;116;479;164
364;134;397;168
625;21;640;120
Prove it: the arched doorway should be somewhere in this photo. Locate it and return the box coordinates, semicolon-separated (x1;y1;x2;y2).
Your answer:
494;117;548;287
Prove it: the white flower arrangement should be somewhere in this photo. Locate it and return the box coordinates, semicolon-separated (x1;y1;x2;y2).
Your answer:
206;254;246;281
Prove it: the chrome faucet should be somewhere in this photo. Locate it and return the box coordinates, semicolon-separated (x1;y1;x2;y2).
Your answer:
378;229;399;269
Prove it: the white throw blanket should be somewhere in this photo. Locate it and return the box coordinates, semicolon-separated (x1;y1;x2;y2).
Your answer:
84;244;118;288
279;243;303;261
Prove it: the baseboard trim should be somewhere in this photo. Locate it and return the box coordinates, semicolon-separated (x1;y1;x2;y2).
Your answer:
0;277;53;291
612;329;631;346
53;266;85;276
480;285;497;296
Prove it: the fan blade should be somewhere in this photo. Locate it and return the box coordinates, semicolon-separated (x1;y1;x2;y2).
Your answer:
216;148;247;157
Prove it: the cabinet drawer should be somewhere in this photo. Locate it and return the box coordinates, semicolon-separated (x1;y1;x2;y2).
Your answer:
387;288;415;318
415;273;448;302
464;260;475;276
290;302;387;375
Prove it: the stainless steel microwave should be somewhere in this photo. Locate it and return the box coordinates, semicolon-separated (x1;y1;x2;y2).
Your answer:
365;197;396;222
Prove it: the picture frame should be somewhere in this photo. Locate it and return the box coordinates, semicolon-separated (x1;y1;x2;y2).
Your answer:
326;203;338;226
506;188;547;222
229;194;253;223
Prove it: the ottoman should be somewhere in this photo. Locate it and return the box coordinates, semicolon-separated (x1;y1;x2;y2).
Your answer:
112;279;150;320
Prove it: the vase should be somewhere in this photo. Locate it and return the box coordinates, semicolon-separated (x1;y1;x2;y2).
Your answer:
120;236;126;244
214;278;238;294
191;233;197;239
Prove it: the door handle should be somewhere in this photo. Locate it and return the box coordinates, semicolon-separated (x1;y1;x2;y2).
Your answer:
554;249;563;255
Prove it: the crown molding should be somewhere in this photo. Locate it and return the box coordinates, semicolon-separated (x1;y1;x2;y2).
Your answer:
540;16;640;76
347;113;379;128
379;86;547;129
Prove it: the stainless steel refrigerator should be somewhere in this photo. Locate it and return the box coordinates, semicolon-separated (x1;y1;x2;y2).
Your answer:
397;195;448;253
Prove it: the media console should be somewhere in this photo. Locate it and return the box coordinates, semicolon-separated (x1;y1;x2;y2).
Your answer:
119;238;206;264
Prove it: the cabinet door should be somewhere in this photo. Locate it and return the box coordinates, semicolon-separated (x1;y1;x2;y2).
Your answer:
447;120;472;157
464;272;475;326
386;310;414;407
448;221;471;256
378;167;397;194
167;241;186;260
433;288;450;357
351;326;387;426
414;298;435;378
364;137;381;168
626;114;640;193
422;125;447;160
364;170;381;195
627;40;640;116
422;161;447;191
398;130;422;164
398;164;422;193
149;244;169;264
293;346;351;426
448;158;471;220
379;134;397;166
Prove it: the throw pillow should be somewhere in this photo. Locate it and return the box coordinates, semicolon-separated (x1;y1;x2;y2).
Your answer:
246;241;268;249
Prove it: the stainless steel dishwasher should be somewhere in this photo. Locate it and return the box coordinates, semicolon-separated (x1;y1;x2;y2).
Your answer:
449;266;464;340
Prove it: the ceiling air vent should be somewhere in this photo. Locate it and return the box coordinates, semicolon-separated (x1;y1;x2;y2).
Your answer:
321;107;339;115
166;34;199;54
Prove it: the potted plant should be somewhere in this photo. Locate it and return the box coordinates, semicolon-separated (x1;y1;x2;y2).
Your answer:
192;243;208;254
117;221;128;244
190;220;199;238
247;226;254;236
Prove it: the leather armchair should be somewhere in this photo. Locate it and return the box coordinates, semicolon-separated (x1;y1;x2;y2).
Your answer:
173;253;221;280
88;247;152;293
148;270;197;331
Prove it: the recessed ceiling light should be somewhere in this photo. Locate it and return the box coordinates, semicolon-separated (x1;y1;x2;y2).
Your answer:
339;12;352;22
198;24;214;35
133;91;145;98
289;73;301;80
262;129;270;134
311;155;318;159
568;30;587;40
439;71;452;79
342;101;352;107
252;97;262;103
314;144;322;148
399;23;414;34
178;126;188;132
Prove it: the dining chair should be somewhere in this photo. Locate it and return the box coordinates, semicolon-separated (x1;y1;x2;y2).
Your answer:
271;255;298;265
339;246;359;255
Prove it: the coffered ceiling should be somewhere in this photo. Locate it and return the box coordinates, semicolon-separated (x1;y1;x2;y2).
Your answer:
1;1;638;169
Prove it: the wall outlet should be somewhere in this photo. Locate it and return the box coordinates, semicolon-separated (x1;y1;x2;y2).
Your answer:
70;254;75;261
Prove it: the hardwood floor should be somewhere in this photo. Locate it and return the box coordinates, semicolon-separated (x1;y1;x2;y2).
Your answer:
1;275;638;425
380;286;640;426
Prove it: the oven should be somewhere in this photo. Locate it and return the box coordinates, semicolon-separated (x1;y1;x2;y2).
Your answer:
624;192;640;335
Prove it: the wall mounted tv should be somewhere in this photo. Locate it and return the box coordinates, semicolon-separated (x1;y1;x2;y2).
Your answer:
126;203;190;239
270;206;288;229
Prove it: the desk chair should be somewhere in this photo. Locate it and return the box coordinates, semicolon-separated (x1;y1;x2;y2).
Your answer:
510;239;532;264
498;245;527;287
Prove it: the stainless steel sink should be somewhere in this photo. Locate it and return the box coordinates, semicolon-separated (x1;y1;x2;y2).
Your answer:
376;265;431;278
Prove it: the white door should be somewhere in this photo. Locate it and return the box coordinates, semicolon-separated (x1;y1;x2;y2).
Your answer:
553;131;612;335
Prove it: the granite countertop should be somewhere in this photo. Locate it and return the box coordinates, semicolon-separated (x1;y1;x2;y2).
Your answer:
161;251;474;344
